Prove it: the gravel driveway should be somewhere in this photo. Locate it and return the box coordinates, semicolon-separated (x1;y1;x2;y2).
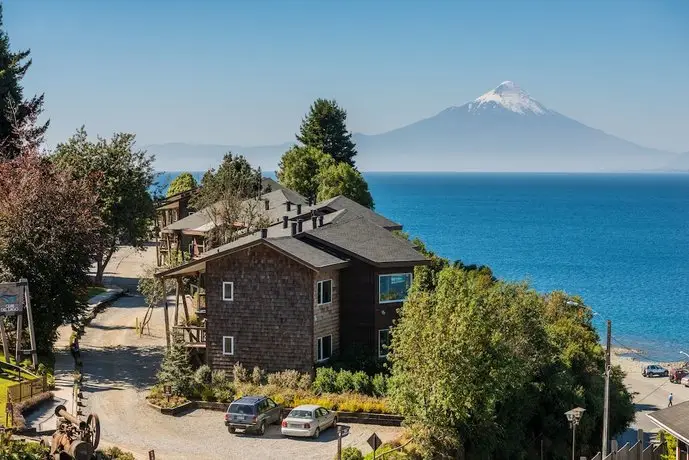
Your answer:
74;246;401;459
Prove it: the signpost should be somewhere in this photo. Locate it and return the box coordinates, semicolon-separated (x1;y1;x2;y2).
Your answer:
148;450;156;460
336;424;350;460
367;432;382;460
0;279;38;368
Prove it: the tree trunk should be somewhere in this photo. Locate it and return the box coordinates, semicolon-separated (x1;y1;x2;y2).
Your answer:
94;243;116;286
95;258;104;286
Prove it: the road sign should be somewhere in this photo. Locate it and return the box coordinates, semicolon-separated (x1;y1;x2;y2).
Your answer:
367;432;382;451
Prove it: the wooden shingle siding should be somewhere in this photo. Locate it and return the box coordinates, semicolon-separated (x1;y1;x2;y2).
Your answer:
205;244;314;374
313;270;340;360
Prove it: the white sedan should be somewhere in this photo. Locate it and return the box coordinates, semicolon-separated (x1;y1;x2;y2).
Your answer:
280;404;337;438
681;375;689;387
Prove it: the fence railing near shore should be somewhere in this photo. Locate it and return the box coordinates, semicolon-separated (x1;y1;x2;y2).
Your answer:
587;430;664;460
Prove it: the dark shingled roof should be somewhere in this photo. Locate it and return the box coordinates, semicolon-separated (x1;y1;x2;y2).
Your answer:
648;401;689;444
314;195;401;230
302;213;427;267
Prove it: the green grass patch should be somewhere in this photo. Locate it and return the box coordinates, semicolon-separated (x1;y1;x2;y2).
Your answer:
87;286;107;300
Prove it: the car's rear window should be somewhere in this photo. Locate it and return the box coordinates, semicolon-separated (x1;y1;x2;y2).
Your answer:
288;410;313;419
229;403;255;415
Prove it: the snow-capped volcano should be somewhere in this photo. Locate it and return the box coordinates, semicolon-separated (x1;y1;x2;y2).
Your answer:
468;81;548;115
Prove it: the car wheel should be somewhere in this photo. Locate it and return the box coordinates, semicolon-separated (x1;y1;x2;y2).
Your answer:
258;422;266;436
332;417;338;429
665;371;669;377
228;427;235;434
313;427;320;439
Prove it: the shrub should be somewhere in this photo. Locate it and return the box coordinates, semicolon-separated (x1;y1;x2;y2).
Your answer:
341;446;364;460
214;388;233;403
266;369;302;389
298;372;312;390
352;371;371;395
251;366;265;385
95;446;136;460
335;370;355;393
212;370;230;388
233;362;249;383
194;365;212;386
200;387;216;402
312;367;337;394
372;373;387;397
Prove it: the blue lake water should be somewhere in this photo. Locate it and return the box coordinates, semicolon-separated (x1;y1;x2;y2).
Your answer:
155;172;689;361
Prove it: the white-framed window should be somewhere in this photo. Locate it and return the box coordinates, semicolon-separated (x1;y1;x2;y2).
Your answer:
316;335;332;362
222;282;234;301
222;336;234;355
317;279;332;305
378;329;390;358
378;273;412;304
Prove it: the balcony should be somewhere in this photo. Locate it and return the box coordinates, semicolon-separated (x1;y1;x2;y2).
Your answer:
173;325;206;348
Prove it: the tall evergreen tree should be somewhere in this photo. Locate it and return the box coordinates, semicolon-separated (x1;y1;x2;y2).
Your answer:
0;5;48;160
297;99;357;166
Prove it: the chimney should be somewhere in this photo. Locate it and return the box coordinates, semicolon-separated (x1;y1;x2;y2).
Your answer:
282;215;288;229
297;204;302;214
260;228;268;238
297;219;303;233
318;215;324;227
291;222;297;236
264;199;270;210
286;202;291;212
312;216;317;229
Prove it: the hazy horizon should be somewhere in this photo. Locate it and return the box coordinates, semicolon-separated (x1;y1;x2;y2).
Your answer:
6;0;689;154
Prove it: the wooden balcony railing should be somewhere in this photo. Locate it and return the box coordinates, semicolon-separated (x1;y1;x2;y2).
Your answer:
172;325;206;348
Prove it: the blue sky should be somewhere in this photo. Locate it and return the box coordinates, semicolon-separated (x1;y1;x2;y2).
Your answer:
5;0;689;152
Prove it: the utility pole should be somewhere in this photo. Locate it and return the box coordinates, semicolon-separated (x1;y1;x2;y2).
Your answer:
602;320;611;457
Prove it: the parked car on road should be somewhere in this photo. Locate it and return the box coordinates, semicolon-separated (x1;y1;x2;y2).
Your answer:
281;404;337;439
681;376;689;387
669;367;688;383
642;364;668;378
225;396;282;435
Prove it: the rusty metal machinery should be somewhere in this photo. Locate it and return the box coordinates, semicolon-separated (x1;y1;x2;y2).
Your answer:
45;404;100;460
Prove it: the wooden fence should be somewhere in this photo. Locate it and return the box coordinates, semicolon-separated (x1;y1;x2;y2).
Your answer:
7;374;47;404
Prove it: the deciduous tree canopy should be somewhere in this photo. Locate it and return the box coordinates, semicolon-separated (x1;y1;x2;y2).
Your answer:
52;127;155;285
389;261;634;459
0;153;102;352
276;146;334;203
297;98;357;167
191;153;262;211
166;172;197;197
317;162;374;209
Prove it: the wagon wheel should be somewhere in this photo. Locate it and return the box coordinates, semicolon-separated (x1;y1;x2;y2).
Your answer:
85;413;100;449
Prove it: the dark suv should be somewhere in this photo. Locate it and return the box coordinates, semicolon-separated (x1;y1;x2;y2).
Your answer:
224;396;282;435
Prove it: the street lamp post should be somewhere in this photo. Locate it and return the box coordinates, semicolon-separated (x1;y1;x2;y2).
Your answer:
565;407;586;460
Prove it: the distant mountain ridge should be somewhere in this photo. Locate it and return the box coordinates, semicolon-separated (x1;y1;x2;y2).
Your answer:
146;81;681;172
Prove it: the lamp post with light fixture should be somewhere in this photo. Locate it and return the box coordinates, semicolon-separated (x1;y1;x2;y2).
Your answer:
565;407;586;460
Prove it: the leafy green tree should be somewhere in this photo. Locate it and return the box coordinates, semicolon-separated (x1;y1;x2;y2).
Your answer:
277;145;334;203
166;172;197;197
191;154;267;248
191;153;262;210
388;264;634;459
0;153;102;353
0;5;48;160
317;162;374;208
52;127;155;285
297;98;357;166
